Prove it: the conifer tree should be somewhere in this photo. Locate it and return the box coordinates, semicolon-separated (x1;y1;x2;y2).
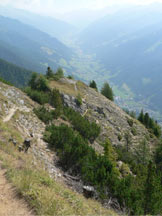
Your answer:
89;80;98;91
138;109;144;123
144;162;162;215
46;66;53;78
144;113;149;128
101;82;114;101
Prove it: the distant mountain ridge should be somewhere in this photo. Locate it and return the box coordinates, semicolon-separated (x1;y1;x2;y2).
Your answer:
0;15;73;73
0;6;77;41
78;4;162;115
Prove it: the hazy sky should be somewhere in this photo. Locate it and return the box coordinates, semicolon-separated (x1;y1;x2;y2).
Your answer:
1;0;162;14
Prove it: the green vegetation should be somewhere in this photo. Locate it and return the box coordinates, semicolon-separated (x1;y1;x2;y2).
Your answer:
131;127;137;136
29;73;50;92
33;107;57;124
25;87;50;105
89;80;98;91
63;107;100;142
75;94;82;106
124;109;136;119
26;71;162;215
0;140;115;216
46;66;64;81
67;75;74;79
44;123;116;197
101;82;114;101
127;118;134;127
0;58;33;87
138;110;161;137
0;77;13;86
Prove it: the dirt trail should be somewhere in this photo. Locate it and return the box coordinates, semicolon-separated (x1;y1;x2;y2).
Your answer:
0;165;34;216
3;106;31;123
3;107;17;123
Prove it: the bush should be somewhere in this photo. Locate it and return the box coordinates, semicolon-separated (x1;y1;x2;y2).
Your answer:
44;123;150;214
25;87;50;105
131;127;137;136
63;107;100;142
52;67;64;81
75;94;82;106
44;124;115;194
67;75;74;79
127;118;133;127
34;106;58;124
120;163;131;177
118;134;122;141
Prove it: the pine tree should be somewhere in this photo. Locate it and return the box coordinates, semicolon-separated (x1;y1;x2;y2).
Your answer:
101;82;114;101
144;113;149;128
89;80;98;91
136;139;150;165
46;66;53;78
144;162;162;215
138;109;144;123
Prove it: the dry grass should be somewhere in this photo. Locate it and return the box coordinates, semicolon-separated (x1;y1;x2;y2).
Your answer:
50;80;78;97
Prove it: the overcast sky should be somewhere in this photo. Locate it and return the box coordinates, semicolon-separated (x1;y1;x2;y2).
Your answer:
0;0;162;15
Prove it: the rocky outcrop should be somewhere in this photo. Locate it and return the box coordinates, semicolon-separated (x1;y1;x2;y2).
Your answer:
61;80;158;155
0;82;62;180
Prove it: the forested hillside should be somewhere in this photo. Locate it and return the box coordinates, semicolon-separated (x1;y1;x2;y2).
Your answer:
0;58;33;87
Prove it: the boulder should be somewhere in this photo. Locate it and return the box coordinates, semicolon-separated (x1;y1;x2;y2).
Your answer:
83;186;95;198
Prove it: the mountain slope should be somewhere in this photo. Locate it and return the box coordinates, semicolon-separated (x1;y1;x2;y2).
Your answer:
0;81;116;216
0;73;161;214
0;58;33;87
0;15;73;73
49;78;158;153
0;6;77;41
79;4;162;115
